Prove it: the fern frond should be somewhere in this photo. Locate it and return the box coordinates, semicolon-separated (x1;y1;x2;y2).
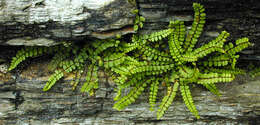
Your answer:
149;78;159;111
92;39;120;55
119;42;139;53
168;21;185;64
191;31;229;59
225;37;251;55
110;65;135;76
180;83;200;119
114;87;122;101
179;66;199;83
249;67;260;78
202;55;230;67
43;70;64;91
201;83;221;96
81;63;99;94
113;74;128;85
157;82;179;119
9;46;50;71
139;45;172;62
100;53;126;68
198;72;234;84
113;78;149;110
143;29;173;42
70;69;84;90
118;73;146;88
130;62;174;74
60;60;77;73
184;3;206;52
48;48;70;71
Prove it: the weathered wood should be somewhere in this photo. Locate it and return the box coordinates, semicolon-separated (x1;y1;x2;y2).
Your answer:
1;0;260;124
0;0;136;46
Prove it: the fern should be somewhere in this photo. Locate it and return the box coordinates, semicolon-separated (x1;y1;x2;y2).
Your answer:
9;46;49;71
157;82;179;119
180;83;199;119
201;83;221;96
184;3;206;52
249;67;260;78
112;2;250;119
43;70;64;91
113;78;149;110
8;2;251;120
149;78;159;111
81;63;99;94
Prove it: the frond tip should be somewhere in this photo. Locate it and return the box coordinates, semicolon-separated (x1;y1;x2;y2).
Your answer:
157;82;179;119
43;70;64;91
180;83;200;119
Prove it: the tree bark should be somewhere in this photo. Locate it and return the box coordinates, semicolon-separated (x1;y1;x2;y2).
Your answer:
1;0;260;124
0;0;136;46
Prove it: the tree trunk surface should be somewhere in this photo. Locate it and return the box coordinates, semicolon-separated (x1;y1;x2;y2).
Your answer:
1;0;260;124
0;0;136;45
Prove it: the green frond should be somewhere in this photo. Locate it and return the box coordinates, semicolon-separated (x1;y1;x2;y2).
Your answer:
157;82;179;119
9;46;49;71
143;29;173;42
113;78;149;111
60;60;77;73
110;65;135;76
100;53;126;68
149;78;159;111
132;9;145;31
114;87;122;101
113;74;128;85
225;37;251;56
178;66;199;83
180;53;198;62
168;21;185;64
191;31;229;59
202;55;230;67
201;83;221;96
184;3;206;52
249;67;260;78
173;21;185;46
70;69;84;90
139;45;172;62
118;73;146;88
43;70;64;91
119;42;139;53
130;62;174;74
48;48;70;71
180;83;200;119
81;63;99;94
92;39;120;55
198;72;234;84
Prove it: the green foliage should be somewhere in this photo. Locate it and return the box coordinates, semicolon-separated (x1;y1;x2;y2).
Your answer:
249;67;260;78
8;46;50;71
112;2;251;119
149;78;159;111
132;9;145;32
8;2;251;120
157;82;179;119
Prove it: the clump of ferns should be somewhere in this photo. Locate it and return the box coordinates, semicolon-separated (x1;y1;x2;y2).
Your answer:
8;38;123;95
8;3;251;119
111;3;251;119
